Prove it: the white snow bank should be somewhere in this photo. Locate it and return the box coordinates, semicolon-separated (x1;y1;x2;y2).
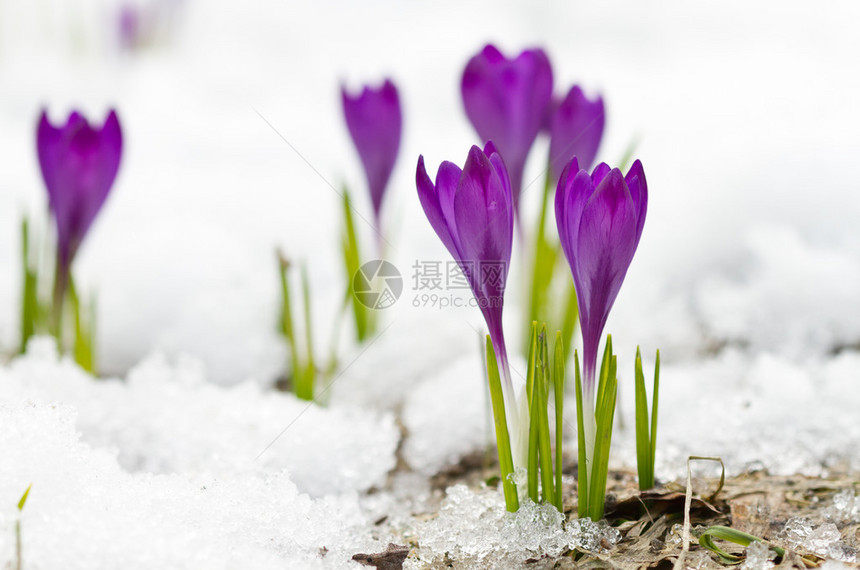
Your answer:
4;338;399;497
0;401;383;570
611;348;860;479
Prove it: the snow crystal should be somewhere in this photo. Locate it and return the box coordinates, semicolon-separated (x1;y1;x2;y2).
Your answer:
409;485;619;568
826;489;860;524
778;517;856;562
742;541;775;570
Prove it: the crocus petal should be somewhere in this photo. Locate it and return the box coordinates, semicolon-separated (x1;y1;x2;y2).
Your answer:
342;79;402;223
549;85;605;181
624;159;648;242
555;157;648;387
37;109;123;270
461;44;553;208
415;143;514;344
453;146;512;278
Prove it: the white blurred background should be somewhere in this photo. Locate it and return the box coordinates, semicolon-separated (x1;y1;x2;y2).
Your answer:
2;0;860;383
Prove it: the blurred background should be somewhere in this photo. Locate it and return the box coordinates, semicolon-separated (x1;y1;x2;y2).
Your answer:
2;0;860;384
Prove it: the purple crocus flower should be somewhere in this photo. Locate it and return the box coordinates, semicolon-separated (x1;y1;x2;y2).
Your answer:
416;142;515;387
461;44;553;211
37;109;123;290
548;85;605;183
342;79;402;229
555;158;647;392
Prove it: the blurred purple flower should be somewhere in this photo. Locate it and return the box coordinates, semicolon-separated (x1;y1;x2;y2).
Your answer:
37;109;123;281
461;44;553;211
342;79;402;227
549;85;605;182
416;142;514;376
555;158;647;391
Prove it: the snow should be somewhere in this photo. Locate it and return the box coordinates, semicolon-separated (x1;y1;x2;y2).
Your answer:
2;0;860;566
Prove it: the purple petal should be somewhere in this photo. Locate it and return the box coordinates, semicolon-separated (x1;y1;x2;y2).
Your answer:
555;158;648;386
461;44;553;207
37;109;123;270
624;159;648;243
416;155;459;260
548;85;605;181
342;79;403;222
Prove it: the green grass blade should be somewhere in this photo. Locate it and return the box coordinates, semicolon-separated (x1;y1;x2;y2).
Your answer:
650;350;661;479
17;484;31;511
596;335;613;415
526;322;539;502
552;331;565;512
277;252;302;395
588;365;617;521
528;369;540;503
20;216;39;354
524;171;555;355
573;351;588;518
68;274;95;373
341;187;370;342
634;347;653;490
617;135;640;172
536;326;556;507
559;281;578;363
486;336;519;512
699;525;785;564
297;262;316;400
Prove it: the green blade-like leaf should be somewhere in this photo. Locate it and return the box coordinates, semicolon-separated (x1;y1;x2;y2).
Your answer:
486;336;519;512
536;326;556;507
17;484;31;511
341;187;370;342
552;331;565;512
527;322;539;502
68;274;95;373
588;363;616;521
277;251;302;395
650;350;661;478
20;216;39;354
634;347;653;490
617;135;640;172
699;525;785;565
573;351;588;518
296;262;316;401
524;170;555;355
559;281;578;363
596;335;613;413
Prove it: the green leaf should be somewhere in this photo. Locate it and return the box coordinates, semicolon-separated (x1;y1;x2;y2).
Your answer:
17;484;31;511
277;251;302;396
341;187;371;342
588;352;616;521
552;331;565;512
559;281;578;363
536;325;556;507
573;351;588;518
617;135;640;172
634;347;653;490
68;274;96;373
651;350;661;480
486;336;519;512
699;526;784;565
524;171;556;355
20;216;39;355
296;262;316;401
526;322;539;502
